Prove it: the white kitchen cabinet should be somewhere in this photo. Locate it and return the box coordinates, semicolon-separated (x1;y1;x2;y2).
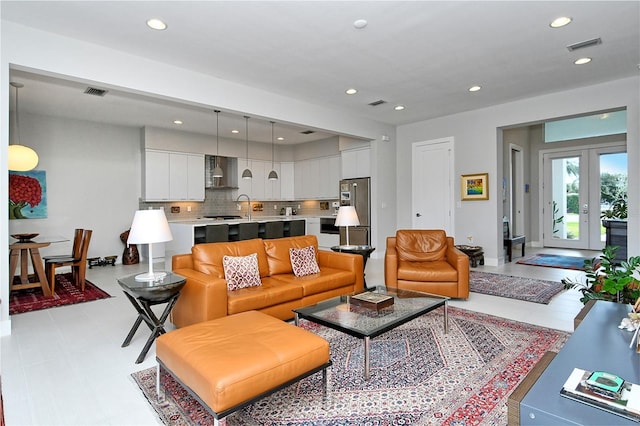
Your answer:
318;155;340;198
187;154;205;200
280;162;295;200
236;159;274;200
341;147;370;179
143;150;205;201
143;150;170;200
169;153;189;199
293;157;339;199
265;162;281;200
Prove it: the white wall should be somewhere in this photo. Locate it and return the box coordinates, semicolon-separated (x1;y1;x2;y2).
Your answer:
8;113;142;260
397;77;639;265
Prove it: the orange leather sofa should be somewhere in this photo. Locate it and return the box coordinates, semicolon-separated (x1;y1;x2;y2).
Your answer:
384;229;469;298
171;235;364;327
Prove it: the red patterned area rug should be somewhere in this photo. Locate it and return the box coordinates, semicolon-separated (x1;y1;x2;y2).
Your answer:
131;308;569;425
10;273;111;315
470;271;565;304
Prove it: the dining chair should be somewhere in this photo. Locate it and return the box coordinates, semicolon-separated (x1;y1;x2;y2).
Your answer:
45;229;93;293
43;228;83;280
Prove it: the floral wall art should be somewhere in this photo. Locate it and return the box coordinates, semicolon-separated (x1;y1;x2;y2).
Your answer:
9;170;47;219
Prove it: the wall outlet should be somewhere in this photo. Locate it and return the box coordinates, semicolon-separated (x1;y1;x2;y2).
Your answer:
467;236;473;244
187;205;191;212
297;204;301;209
274;204;278;210
237;203;241;210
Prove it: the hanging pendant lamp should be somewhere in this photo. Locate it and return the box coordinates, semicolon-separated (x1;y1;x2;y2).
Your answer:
212;110;223;178
241;116;253;179
268;121;278;180
9;82;39;171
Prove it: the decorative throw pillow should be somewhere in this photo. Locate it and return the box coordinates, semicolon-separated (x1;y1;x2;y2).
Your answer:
289;245;320;277
222;253;262;290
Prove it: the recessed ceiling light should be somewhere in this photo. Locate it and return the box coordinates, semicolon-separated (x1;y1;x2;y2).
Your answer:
574;57;592;65
231;129;239;134
353;19;368;29
146;18;167;30
394;105;405;111
345;88;358;95
173;120;183;125
550;16;572;28
469;85;482;92
277;137;284;141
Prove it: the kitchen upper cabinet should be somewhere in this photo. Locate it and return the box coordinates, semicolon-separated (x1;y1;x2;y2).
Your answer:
143;150;204;201
294;156;339;199
318;155;340;198
341;147;370;179
144;150;170;200
187;154;205;200
237;159;280;200
265;162;281;200
280;162;294;200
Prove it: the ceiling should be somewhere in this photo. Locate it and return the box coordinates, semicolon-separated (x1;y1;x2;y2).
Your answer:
3;1;639;144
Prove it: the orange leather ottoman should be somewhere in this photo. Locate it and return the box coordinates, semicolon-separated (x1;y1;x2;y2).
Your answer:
156;310;331;424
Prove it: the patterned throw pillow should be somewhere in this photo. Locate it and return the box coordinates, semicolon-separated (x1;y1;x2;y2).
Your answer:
289;245;320;277
222;253;262;290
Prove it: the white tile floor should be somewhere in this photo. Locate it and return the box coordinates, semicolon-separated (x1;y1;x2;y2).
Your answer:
1;247;594;425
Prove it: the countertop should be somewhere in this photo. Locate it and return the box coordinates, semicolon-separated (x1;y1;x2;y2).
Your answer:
168;215;337;226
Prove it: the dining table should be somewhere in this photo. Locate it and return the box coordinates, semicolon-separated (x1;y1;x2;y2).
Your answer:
9;235;69;298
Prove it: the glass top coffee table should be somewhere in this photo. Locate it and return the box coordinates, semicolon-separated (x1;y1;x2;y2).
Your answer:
293;286;448;380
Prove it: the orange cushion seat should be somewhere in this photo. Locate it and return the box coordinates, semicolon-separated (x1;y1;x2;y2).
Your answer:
156;310;330;418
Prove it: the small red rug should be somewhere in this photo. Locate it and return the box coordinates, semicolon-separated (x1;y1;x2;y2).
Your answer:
10;273;111;315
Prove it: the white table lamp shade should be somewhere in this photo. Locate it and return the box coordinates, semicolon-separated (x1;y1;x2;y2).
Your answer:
334;206;360;227
335;206;360;247
127;209;173;281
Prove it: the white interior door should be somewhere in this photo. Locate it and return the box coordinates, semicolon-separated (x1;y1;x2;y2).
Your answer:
412;138;454;234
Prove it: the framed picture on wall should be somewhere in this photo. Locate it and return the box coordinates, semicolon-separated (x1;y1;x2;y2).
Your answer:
461;173;489;201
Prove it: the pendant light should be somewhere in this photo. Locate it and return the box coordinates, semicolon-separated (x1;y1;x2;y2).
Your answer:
9;82;39;171
241;115;253;179
268;121;278;180
212;110;223;178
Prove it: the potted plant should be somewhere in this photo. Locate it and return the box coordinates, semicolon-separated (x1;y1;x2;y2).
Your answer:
601;197;628;264
562;245;640;305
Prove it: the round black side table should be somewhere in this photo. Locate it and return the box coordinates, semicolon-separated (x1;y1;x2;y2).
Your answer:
331;245;375;290
118;272;186;364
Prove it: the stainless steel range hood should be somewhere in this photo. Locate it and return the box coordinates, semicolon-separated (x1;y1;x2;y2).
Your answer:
205;155;239;189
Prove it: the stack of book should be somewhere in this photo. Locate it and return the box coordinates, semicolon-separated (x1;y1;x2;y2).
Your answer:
349;292;394;310
561;368;640;422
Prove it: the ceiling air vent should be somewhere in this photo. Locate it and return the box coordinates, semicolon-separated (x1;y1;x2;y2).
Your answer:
566;37;602;52
84;87;108;97
300;130;316;135
368;99;387;106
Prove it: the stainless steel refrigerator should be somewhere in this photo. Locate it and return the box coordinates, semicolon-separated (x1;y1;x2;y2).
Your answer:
339;177;371;245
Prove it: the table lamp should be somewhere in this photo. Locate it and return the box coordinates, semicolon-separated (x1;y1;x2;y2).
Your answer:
127;208;173;281
335;206;360;248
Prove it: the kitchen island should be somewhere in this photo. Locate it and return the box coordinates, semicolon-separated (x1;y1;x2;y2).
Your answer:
166;217;308;259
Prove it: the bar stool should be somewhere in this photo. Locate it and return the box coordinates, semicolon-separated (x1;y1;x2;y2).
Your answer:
238;222;259;240
206;224;229;243
287;220;306;237
263;221;284;239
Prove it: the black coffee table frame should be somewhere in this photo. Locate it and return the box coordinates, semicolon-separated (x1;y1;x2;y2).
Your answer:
294;286;448;380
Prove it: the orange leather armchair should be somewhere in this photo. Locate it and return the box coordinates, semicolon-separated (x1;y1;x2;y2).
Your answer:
385;229;469;298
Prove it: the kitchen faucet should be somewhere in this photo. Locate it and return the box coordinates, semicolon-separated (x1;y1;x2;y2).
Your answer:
236;193;252;221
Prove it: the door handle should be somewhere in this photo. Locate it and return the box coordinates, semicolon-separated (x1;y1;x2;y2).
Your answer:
416;213;422;217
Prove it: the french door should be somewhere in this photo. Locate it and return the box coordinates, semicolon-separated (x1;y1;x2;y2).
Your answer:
542;146;626;249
